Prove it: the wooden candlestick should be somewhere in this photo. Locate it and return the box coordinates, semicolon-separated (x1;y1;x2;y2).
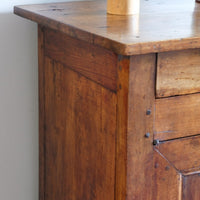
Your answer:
107;0;140;15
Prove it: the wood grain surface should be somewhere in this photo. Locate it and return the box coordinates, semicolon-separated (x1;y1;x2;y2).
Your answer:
153;150;182;200
183;174;200;200
14;0;200;55
154;93;200;141
44;27;117;91
155;135;200;199
126;54;156;200
15;1;200;199
156;135;200;174
43;57;116;200
115;56;130;200
157;49;200;98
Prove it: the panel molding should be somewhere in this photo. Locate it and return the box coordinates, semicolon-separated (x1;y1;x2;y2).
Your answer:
155;135;200;174
153;149;182;200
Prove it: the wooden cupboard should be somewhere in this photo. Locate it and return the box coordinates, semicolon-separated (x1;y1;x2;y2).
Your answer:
14;0;200;199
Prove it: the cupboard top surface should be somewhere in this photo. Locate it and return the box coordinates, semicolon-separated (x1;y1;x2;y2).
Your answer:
14;0;200;55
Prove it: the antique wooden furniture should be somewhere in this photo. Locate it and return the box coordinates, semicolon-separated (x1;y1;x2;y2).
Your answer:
14;0;200;199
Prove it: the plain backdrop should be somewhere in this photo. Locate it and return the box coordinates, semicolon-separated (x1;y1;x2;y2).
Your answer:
0;0;80;199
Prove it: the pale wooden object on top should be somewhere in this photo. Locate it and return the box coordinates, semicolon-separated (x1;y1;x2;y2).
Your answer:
107;0;140;15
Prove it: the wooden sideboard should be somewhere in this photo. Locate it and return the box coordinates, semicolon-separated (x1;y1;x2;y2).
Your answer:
14;0;200;199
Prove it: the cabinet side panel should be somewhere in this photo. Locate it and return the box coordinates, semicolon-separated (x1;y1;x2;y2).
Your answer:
43;57;116;200
38;25;45;200
44;28;118;92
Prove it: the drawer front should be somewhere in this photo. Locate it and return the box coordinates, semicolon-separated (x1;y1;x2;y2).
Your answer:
154;93;200;141
156;49;200;98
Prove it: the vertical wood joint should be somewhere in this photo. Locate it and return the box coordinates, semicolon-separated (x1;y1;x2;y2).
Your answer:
126;54;156;199
115;55;131;200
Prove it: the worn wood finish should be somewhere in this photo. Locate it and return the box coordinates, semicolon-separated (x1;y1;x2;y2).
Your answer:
156;135;200;174
126;54;156;200
14;0;200;55
154;134;200;200
44;57;116;200
157;49;200;98
38;25;45;200
155;135;200;199
115;56;130;200
153;150;182;200
183;174;200;200
154;93;200;141
44;28;118;92
14;1;200;200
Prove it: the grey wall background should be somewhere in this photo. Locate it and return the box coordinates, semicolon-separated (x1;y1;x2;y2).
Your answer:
0;0;77;199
